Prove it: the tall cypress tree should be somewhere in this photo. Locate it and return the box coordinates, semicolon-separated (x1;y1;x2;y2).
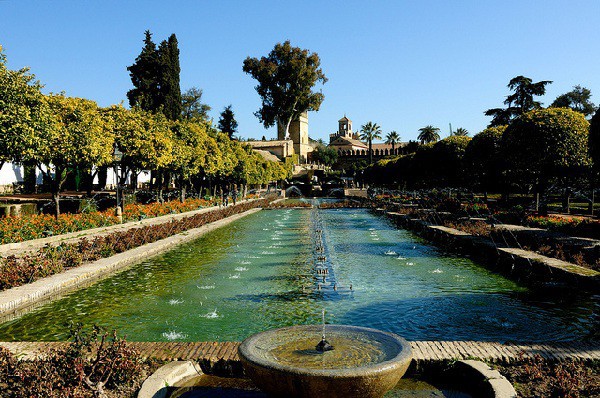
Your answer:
218;105;238;139
127;30;160;111
158;34;182;120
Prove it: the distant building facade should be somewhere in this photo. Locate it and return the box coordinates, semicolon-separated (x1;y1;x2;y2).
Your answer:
246;111;315;163
328;115;404;158
329;116;368;153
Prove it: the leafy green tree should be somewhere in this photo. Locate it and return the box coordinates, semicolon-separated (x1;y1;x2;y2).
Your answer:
505;76;552;113
127;30;160;112
171;120;212;201
105;106;170;191
360;122;382;164
218;104;238;138
431;136;471;187
181;87;211;121
502;108;590;203
464;126;506;197
127;31;181;121
311;145;338;166
157;34;182;121
39;95;114;217
385;131;400;153
417;125;440;144
551;85;597;118
404;140;420;154
0;46;52;171
452;127;469;136
483;107;513;127
243;40;327;139
485;75;552;127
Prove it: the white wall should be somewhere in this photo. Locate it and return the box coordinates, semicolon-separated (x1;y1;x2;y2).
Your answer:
0;162;24;185
101;168;151;187
0;163;151;190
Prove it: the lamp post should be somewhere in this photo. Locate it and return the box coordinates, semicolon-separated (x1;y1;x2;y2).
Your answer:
113;146;123;222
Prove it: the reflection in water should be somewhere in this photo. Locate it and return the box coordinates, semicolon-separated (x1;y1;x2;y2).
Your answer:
0;209;596;342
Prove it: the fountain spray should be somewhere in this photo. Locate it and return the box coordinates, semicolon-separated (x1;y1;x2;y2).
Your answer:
315;309;334;352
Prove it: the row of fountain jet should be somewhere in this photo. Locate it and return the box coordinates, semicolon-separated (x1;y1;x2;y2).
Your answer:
309;207;352;296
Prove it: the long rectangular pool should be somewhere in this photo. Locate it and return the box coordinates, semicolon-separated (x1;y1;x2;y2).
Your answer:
0;207;596;342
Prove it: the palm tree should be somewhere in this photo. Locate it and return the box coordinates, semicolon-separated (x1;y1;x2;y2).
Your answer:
452;127;469;136
385;131;400;154
360;121;382;164
417;125;440;144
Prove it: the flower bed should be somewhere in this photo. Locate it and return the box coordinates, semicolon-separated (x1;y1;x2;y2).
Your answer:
526;215;599;239
494;355;599;398
318;200;369;209
443;220;491;236
267;199;312;208
0;199;268;291
0;198;213;244
0;325;161;398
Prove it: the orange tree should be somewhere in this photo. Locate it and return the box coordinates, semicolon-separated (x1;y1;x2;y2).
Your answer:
36;95;114;217
464;126;506;197
501;108;590;208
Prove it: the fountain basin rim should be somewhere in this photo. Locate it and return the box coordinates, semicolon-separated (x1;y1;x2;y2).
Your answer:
238;324;412;378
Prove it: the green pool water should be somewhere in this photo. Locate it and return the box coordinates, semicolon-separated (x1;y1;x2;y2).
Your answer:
0;207;596;342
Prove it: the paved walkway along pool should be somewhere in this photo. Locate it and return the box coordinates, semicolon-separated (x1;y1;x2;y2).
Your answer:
1;340;598;366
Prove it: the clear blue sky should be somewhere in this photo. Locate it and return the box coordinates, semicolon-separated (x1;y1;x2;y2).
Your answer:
2;0;599;142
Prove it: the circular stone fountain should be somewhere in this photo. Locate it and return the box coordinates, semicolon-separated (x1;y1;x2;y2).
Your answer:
238;325;412;398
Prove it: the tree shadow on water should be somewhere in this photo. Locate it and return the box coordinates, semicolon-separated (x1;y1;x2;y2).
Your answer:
337;293;595;343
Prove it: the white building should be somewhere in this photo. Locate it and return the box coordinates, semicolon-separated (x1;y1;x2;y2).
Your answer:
0;162;150;194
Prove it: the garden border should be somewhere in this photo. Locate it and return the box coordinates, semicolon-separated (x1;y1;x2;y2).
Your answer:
0;199;258;257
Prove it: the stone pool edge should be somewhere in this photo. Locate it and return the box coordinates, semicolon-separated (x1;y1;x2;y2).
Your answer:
382;210;600;292
0;208;262;318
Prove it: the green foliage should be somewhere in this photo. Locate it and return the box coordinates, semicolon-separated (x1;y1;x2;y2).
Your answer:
0;200;269;288
364;136;471;189
417;125;440;144
127;31;182;121
501;108;590;185
0;45;299;215
218;104;238;138
0;325;146;397
590;109;600;171
311;145;338;166
465;126;506;191
157;34;182;120
505;75;552;113
452;127;469;136
243;40;327;137
385;131;400;151
431;136;471;186
37;94;114;216
485;75;552;127
551;85;597;118
0;46;52;167
181;87;211;121
126;30;160;112
360;121;382;164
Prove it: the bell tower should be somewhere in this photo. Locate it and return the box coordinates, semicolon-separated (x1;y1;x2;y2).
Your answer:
277;112;310;163
338;116;353;138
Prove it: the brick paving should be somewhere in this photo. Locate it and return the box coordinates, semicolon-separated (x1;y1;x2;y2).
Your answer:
1;340;597;368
